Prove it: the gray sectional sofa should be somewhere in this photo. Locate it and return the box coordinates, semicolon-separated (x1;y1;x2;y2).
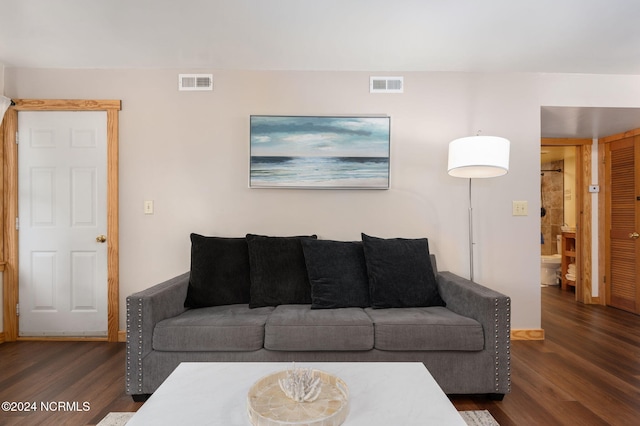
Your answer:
126;233;511;401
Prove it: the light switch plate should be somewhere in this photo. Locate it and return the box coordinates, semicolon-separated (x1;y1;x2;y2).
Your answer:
512;200;528;216
144;200;154;215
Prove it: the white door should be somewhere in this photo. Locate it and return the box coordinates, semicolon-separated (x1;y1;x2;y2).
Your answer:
18;111;108;336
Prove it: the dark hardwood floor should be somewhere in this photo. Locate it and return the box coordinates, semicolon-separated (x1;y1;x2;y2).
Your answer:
1;286;639;425
0;340;141;425
451;286;640;425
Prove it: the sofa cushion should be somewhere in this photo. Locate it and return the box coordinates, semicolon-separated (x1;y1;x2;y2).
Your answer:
246;234;316;308
301;239;370;309
184;234;252;308
265;305;374;351
153;304;274;351
365;307;484;351
361;233;445;309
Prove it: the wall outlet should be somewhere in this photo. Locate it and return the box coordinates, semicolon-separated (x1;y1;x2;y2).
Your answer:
512;200;528;216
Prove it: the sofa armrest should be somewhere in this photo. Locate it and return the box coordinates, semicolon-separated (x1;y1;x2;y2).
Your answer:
436;271;511;395
126;272;190;395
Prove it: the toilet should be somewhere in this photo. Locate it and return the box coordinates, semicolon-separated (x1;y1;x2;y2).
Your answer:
541;235;562;286
541;254;562;285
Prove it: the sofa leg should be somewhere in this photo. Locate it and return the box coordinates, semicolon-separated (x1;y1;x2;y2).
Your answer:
488;393;505;401
132;394;151;402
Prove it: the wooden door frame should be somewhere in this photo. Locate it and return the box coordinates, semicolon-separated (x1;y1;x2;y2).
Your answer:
599;128;640;310
2;99;121;342
541;138;596;304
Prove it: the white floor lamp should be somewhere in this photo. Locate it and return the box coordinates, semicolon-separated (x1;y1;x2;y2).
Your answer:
447;134;510;281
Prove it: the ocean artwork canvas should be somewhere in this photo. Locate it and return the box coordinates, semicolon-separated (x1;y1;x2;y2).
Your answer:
250;116;390;189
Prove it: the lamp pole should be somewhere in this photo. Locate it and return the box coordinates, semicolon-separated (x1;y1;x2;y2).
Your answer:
468;178;474;282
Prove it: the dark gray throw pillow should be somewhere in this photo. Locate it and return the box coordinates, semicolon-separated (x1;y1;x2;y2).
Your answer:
361;233;445;309
301;239;371;309
246;234;316;308
184;234;252;308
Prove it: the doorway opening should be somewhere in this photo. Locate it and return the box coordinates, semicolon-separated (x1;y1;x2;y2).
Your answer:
539;141;588;303
541;106;640;311
540;146;578;291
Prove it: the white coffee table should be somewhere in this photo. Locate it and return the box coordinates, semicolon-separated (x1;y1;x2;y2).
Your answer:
127;362;466;426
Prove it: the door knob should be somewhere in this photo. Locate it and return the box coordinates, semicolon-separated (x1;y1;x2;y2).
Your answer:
96;235;107;243
630;232;640;240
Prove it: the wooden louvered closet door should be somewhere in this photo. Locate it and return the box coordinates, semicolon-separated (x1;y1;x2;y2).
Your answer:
606;135;640;314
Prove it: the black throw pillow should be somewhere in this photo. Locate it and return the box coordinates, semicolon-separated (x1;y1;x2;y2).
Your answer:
361;233;445;309
184;234;252;308
246;234;316;308
301;239;371;309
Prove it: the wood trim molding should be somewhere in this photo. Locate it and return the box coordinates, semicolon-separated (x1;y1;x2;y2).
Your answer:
598;127;640;144
511;329;545;340
2;99;121;342
118;330;127;342
541;137;593;146
17;336;108;342
107;109;120;342
11;99;121;111
0;332;5;344
598;142;607;304
3;108;18;342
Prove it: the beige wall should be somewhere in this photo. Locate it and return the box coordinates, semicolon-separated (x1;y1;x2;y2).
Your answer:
5;69;640;332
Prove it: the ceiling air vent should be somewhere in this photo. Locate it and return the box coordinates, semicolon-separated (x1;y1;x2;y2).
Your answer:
370;76;404;93
178;74;213;91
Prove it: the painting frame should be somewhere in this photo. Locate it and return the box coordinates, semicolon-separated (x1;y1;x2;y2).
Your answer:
249;115;390;189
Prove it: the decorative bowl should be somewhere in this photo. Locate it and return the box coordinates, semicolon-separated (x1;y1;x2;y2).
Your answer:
247;369;349;426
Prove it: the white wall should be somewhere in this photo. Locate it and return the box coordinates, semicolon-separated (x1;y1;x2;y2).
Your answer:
8;68;610;333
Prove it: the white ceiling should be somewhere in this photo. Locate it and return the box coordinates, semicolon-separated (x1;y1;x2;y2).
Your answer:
2;1;640;139
1;0;640;74
541;106;640;139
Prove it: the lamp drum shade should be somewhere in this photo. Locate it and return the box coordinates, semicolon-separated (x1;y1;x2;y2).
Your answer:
447;135;510;178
